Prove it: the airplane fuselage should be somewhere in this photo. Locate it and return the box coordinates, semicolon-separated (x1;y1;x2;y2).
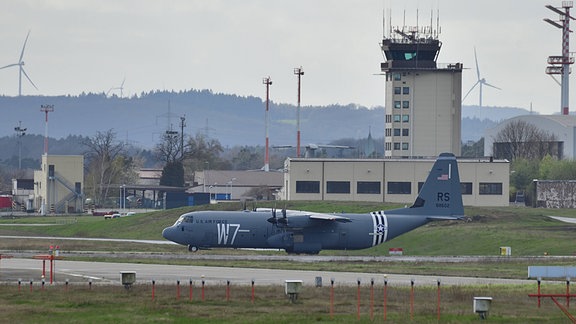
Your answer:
162;209;430;254
162;153;464;254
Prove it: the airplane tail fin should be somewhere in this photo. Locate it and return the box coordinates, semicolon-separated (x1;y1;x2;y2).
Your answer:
389;153;464;219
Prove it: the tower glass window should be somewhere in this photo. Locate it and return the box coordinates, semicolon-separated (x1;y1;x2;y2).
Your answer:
402;128;409;136
402;115;409;122
402;101;410;108
393;128;401;136
394;87;401;95
393;114;401;122
403;87;410;95
394;101;401;109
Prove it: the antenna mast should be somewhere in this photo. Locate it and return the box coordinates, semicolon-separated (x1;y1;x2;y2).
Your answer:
544;1;575;115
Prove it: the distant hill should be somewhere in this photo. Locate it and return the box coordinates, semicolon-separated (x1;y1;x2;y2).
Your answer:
0;90;530;150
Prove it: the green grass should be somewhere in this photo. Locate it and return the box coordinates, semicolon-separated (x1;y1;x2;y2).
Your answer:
0;282;571;323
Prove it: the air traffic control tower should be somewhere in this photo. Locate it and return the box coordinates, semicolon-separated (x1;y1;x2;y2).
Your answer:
381;19;463;157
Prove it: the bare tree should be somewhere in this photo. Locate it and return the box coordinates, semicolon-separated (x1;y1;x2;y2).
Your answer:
82;130;125;206
493;120;560;160
155;131;185;165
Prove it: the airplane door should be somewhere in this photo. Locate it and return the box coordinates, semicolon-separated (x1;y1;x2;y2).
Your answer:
339;230;348;249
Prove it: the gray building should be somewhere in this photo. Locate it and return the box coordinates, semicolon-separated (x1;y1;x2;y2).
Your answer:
484;115;576;160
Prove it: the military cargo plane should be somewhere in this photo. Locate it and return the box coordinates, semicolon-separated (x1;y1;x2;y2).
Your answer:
162;153;464;254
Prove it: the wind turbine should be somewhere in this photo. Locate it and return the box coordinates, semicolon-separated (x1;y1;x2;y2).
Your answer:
0;31;38;96
107;78;125;98
462;47;501;107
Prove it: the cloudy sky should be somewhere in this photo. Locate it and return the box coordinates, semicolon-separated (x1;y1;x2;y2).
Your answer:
0;0;571;115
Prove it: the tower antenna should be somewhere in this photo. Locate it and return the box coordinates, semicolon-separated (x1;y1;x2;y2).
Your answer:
544;2;575;115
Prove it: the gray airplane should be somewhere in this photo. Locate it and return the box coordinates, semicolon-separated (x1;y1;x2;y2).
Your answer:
162;153;464;254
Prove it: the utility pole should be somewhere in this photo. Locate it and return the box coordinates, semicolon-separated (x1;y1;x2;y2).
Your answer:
263;77;273;172
14;121;26;169
294;67;304;158
40;105;54;155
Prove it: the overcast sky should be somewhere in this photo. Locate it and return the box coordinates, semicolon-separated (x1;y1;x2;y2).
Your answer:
0;0;571;115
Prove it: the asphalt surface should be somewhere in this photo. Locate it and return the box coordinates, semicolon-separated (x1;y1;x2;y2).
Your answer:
0;235;543;288
0;257;534;288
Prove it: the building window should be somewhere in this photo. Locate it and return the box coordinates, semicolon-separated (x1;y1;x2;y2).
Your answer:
385;128;391;137
461;182;473;195
402;115;409;122
385;142;391;150
403;87;410;95
387;181;411;194
326;181;350;194
393;142;400;150
402;128;409;136
358;181;381;194
479;182;503;195
386;114;392;123
420;182;473;195
393;73;401;81
296;181;320;193
393;114;401;122
394;101;401;109
393;128;401;136
402;101;410;109
394;87;401;95
402;143;409;150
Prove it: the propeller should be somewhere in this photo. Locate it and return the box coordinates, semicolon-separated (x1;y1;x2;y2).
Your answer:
267;207;278;224
278;207;287;225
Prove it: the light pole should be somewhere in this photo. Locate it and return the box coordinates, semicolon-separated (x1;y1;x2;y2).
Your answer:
14;121;26;169
263;77;272;172
40;104;54;155
294;67;304;157
227;177;236;200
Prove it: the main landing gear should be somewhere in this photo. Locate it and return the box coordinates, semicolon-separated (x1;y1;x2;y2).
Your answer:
188;245;199;252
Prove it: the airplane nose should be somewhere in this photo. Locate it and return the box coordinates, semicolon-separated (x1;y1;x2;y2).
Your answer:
162;226;173;240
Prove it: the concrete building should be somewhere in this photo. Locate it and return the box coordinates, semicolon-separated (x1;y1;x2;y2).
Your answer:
192;170;283;201
279;157;509;207
484;115;576;160
33;155;84;214
381;25;462;157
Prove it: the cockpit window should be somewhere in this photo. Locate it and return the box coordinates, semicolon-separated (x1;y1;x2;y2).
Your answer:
182;215;194;223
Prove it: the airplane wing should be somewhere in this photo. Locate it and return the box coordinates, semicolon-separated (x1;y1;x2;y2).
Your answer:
309;213;351;222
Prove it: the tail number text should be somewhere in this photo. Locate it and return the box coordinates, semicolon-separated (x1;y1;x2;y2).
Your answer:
436;192;450;208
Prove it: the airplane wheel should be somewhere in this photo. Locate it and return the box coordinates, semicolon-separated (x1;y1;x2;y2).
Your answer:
188;245;198;252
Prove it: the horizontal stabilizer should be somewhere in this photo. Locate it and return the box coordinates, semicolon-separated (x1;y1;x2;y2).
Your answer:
426;216;464;221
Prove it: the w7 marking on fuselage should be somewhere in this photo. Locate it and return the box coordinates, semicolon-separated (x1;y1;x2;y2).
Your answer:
217;223;241;245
